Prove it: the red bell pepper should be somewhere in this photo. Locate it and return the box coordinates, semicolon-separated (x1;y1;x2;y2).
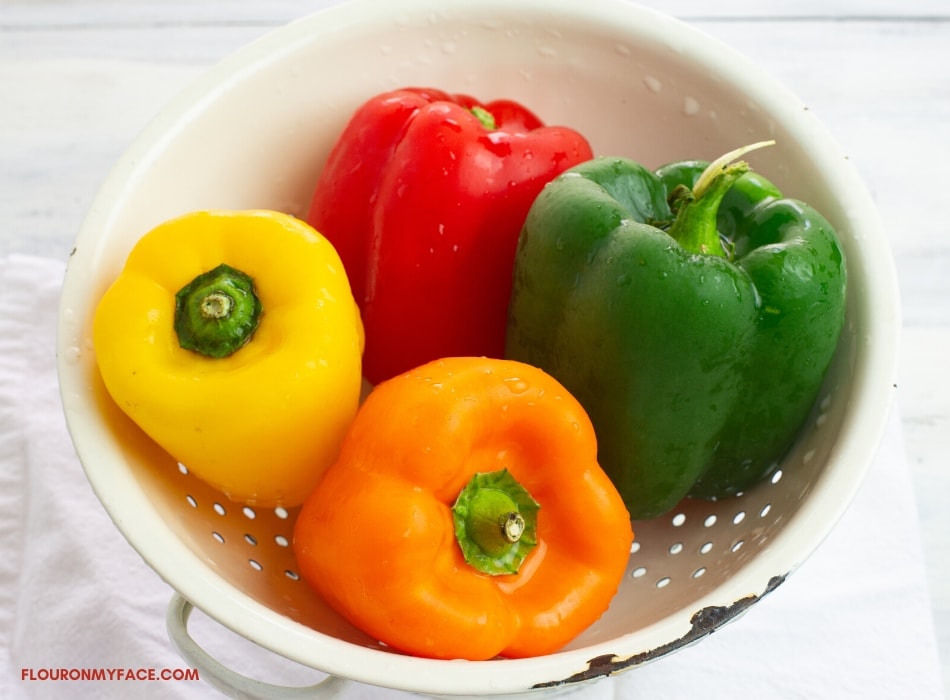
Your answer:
307;87;593;384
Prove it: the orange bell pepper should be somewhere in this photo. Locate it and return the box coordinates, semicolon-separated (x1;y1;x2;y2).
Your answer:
293;357;633;660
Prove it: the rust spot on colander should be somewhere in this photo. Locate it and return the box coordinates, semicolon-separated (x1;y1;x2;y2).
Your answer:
533;575;786;689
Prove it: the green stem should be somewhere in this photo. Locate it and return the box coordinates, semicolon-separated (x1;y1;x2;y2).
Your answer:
452;469;539;576
470;105;497;130
174;263;262;358
667;140;775;258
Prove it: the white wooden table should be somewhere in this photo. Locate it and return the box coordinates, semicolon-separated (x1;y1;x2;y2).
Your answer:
2;1;948;697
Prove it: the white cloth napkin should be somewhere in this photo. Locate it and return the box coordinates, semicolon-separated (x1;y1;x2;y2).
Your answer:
1;254;945;700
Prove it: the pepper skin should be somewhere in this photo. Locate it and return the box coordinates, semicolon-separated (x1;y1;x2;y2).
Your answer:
505;145;847;520
306;87;593;385
293;357;633;660
93;210;364;507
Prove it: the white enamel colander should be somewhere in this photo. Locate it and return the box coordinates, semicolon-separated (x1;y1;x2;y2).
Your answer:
56;0;900;697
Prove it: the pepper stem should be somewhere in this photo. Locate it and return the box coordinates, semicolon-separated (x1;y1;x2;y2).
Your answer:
174;263;262;358
470;105;497;130
452;469;540;576
667;140;775;258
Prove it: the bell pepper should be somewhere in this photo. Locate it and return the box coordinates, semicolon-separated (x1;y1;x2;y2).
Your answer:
505;143;847;520
306;87;594;385
93;209;364;507
293;357;633;660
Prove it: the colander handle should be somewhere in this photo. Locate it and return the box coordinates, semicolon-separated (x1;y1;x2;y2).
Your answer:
166;592;352;700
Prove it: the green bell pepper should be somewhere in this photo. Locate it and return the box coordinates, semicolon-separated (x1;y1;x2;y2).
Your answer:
505;143;847;520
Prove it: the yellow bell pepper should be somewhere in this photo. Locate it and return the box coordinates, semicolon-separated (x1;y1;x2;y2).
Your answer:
93;209;364;507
